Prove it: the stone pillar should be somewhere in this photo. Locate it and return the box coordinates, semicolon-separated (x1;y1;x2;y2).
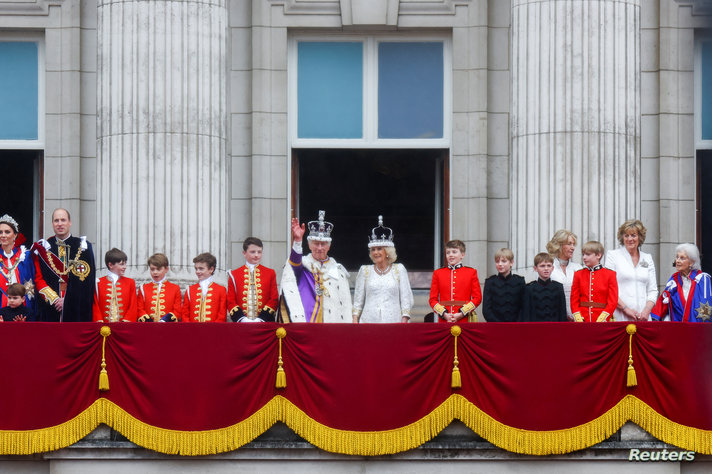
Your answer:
97;0;227;281
511;0;640;269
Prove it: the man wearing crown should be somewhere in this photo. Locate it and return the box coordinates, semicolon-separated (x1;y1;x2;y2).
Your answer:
279;211;352;323
32;208;96;322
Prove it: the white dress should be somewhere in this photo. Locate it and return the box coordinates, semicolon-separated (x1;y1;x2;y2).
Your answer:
353;263;414;323
604;247;657;321
551;258;582;319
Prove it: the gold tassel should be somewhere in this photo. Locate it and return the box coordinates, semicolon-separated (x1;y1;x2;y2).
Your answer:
450;325;462;389
626;324;637;388
99;326;111;391
275;327;287;389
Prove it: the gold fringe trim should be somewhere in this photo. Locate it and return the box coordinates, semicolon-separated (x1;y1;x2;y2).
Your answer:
0;399;103;455
1;395;711;456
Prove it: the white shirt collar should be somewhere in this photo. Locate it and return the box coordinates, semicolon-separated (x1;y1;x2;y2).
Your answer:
107;271;120;284
246;262;256;271
199;276;213;294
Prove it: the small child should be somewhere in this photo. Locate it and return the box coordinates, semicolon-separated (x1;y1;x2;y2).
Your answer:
93;248;138;322
137;253;182;322
482;248;526;322
428;240;482;323
0;283;31;322
182;252;227;322
521;253;568;322
571;241;618;322
227;237;279;322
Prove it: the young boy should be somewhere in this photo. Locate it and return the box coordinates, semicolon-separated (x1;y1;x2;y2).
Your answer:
0;283;31;322
521;253;568;322
227;237;279;322
182;252;227;322
482;248;526;322
93;248;137;322
428;240;482;323
137;253;182;322
571;241;618;322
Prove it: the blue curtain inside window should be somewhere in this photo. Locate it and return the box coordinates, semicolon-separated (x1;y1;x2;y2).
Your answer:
378;42;443;139
0;42;38;140
702;41;712;141
297;42;363;139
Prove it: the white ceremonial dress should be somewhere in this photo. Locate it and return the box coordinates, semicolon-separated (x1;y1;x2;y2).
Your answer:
551;258;582;320
605;247;657;321
353;263;414;323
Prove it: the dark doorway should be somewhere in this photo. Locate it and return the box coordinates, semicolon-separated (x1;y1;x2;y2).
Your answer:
0;150;41;242
698;150;712;271
294;149;446;272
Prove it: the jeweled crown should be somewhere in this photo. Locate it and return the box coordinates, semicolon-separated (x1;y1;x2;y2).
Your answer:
307;210;334;242
368;215;394;248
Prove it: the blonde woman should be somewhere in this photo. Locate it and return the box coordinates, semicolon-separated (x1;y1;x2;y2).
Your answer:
546;229;582;320
604;220;657;321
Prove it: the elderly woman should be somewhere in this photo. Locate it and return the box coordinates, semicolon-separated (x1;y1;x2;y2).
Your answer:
605;220;657;321
546;229;582;320
352;216;413;323
652;243;712;322
0;214;36;319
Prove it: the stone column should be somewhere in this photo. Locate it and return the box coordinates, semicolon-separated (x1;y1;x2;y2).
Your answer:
511;0;640;269
97;0;227;281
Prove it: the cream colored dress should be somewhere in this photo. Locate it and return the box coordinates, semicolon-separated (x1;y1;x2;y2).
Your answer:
353;263;414;323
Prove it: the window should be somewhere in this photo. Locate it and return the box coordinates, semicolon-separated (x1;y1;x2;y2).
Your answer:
0;35;45;240
289;34;451;272
0;38;43;147
696;34;712;148
290;35;450;148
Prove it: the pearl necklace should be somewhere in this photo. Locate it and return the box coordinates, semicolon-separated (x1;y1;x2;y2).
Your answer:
374;264;392;276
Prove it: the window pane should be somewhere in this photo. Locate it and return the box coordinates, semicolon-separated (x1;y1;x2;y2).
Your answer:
0;42;38;140
378;42;443;139
703;41;712;141
298;42;363;139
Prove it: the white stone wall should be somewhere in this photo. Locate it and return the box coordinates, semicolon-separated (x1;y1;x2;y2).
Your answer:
0;0;709;286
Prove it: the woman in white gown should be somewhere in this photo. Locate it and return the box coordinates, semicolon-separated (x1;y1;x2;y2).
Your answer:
352;216;414;323
546;229;582;320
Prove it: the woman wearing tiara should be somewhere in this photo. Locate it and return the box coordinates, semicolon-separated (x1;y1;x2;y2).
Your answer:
0;214;37;319
352;216;414;323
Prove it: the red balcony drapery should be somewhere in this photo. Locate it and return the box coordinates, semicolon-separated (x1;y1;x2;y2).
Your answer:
0;322;710;455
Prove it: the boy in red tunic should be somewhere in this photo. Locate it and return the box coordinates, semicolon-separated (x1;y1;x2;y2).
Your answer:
428;240;482;322
137;253;182;322
571;241;618;322
227;237;279;322
93;248;137;322
182;252;227;322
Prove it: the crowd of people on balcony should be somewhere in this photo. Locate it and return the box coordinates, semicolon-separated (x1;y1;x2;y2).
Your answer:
0;209;709;324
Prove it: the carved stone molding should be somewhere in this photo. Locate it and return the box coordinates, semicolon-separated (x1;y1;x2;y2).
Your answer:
675;0;712;16
0;0;62;16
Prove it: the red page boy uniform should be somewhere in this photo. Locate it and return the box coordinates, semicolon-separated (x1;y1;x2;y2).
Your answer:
227;265;279;322
137;279;182;322
429;264;482;322
571;265;618;322
93;274;138;322
182;278;227;322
